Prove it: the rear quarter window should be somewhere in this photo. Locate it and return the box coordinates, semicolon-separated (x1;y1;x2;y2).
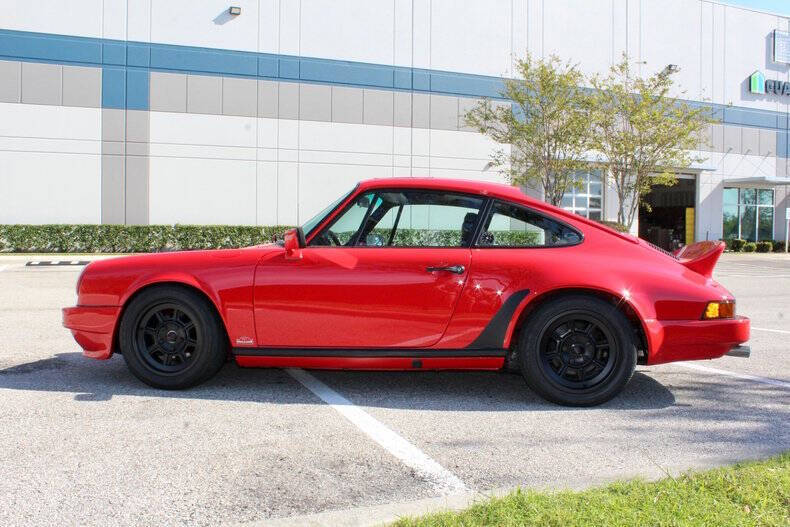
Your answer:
477;201;582;248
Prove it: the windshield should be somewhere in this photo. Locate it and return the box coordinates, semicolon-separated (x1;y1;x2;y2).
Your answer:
300;186;357;238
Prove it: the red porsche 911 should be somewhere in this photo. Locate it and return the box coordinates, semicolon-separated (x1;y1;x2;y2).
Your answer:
63;178;750;406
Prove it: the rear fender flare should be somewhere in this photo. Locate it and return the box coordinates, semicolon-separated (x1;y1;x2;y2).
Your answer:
502;286;653;354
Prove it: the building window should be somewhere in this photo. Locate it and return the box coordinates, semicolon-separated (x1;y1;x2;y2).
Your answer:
561;170;603;220
723;187;774;241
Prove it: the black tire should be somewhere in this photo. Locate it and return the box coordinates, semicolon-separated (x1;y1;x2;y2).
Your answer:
118;285;227;389
518;295;636;406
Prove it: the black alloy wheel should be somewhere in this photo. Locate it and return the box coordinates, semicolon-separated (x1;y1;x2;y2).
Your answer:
519;295;637;406
119;286;227;389
135;303;200;374
538;313;617;390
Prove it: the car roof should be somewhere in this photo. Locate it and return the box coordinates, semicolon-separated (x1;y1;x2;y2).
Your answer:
358;177;531;203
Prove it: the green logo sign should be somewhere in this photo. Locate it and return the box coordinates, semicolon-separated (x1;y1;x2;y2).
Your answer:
748;71;790;96
749;71;765;94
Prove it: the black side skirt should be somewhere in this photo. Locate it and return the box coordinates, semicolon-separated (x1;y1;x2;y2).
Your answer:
231;348;507;357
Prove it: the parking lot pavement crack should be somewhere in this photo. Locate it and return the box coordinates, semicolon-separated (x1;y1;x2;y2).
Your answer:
286;368;469;496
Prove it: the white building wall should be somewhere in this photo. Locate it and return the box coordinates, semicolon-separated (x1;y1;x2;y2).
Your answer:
0;0;789;235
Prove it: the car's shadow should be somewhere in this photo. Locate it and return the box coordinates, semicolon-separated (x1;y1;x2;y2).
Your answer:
0;352;676;411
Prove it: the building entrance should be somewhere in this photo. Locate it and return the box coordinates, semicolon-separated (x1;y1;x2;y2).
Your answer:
638;177;696;251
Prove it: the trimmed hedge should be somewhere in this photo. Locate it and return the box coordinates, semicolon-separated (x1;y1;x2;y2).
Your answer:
756;241;773;253
773;240;788;253
742;242;757;253
0;224;292;253
2;224;547;252
726;238;747;252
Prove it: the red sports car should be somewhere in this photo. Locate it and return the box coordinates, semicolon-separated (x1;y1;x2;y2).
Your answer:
63;178;750;406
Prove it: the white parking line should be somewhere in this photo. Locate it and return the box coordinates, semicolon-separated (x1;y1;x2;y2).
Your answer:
287;368;468;495
716;273;790;279
676;363;790;389
752;327;790;335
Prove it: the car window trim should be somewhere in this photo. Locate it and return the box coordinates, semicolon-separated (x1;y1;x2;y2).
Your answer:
308;188;488;249
474;199;584;249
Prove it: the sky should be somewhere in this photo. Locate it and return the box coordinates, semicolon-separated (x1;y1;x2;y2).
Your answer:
720;0;790;16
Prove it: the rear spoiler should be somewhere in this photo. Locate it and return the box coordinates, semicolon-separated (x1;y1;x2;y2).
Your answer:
673;241;725;278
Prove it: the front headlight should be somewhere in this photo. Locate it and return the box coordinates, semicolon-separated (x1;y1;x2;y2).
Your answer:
702;300;735;320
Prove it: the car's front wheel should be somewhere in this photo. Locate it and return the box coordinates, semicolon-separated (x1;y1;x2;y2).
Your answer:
118;285;227;389
519;295;637;406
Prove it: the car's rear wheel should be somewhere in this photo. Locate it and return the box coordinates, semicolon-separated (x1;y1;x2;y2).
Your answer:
118;285;227;389
519;295;636;406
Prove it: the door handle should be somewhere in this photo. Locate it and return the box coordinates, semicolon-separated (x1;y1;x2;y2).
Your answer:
426;265;465;274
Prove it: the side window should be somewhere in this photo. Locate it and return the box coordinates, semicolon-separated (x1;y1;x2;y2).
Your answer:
380;192;483;247
310;189;484;247
477;201;582;247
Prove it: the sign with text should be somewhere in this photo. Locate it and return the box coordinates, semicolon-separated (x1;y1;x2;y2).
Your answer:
775;30;790;64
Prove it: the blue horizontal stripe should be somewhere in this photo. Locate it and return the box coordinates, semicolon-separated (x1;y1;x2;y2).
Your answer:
1;28;790;156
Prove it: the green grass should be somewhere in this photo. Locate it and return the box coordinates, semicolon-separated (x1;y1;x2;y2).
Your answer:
394;452;790;527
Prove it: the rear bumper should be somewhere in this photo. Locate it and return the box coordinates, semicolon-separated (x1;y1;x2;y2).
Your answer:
645;316;750;365
62;306;121;360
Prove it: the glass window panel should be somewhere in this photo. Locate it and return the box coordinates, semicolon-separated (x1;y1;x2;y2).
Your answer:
740;188;756;205
588;210;602;220
740;205;757;241
562;170;602;219
723;188;738;205
386;193;483;247
311;190;483;247
722;205;739;239
758;207;774;241
758;189;774;205
313;191;376;245
478;201;581;247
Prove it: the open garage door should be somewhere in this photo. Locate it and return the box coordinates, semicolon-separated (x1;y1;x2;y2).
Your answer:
638;176;696;251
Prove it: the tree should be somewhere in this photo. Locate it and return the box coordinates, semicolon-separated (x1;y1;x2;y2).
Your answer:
464;54;593;206
588;56;712;229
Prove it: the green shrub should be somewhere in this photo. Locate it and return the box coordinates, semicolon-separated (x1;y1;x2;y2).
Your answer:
773;240;787;253
756;241;773;253
742;242;757;253
726;238;746;252
0;224;292;253
596;220;629;233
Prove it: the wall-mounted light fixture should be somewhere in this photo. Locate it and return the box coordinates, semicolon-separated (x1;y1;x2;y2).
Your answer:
228;6;242;15
663;64;680;75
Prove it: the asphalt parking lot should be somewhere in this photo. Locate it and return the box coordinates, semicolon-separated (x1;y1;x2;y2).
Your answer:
0;253;788;526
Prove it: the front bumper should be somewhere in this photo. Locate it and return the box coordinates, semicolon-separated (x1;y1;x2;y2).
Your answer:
62;306;121;360
645;315;750;365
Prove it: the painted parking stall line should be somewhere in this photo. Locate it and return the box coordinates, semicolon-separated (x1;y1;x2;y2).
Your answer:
26;260;90;267
676;362;790;389
752;327;790;335
287;368;469;495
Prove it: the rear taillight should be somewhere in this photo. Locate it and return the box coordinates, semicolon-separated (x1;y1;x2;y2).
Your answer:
702;301;735;320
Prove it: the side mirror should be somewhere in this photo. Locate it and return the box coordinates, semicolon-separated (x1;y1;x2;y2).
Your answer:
283;228;303;260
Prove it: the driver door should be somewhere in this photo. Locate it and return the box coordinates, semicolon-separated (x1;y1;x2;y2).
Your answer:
253;189;484;348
